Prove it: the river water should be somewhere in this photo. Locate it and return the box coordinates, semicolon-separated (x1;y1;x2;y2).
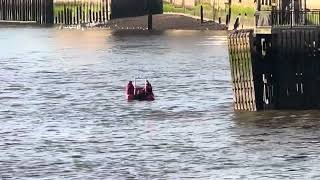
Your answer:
0;28;320;179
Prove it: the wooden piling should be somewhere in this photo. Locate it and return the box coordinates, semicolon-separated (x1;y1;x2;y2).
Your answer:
147;0;153;30
148;10;152;30
200;5;203;24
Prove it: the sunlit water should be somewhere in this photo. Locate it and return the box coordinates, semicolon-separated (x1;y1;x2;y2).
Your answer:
0;28;320;179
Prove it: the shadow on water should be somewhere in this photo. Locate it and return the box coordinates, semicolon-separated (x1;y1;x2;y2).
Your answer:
111;29;167;36
111;29;228;37
233;110;320;129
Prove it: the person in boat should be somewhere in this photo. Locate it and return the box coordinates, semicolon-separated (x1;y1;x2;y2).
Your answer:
126;81;134;96
144;80;153;96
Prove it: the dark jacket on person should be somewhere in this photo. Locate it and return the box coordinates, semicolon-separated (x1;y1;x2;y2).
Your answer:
145;83;153;95
126;82;134;95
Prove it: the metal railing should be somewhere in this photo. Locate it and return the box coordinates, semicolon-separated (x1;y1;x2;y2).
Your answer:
272;10;320;27
256;11;271;27
256;10;320;28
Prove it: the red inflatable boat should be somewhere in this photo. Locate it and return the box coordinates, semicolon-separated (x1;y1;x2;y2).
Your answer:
126;79;155;101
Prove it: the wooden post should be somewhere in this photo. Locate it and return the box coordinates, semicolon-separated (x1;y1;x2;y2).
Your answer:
8;0;11;20
41;0;43;24
37;0;39;23
35;0;38;22
26;0;28;21
29;0;31;21
79;5;82;23
27;0;29;21
101;0;104;22
148;10;152;30
4;0;5;20
2;0;4;20
69;7;72;25
63;4;66;24
6;0;8;20
228;0;231;24
93;10;95;22
2;0;3;20
4;0;6;20
84;2;89;23
81;2;84;23
106;0;109;20
7;0;9;20
66;7;68;25
92;2;94;23
58;10;61;24
76;5;79;24
31;0;34;22
0;0;2;20
47;0;54;24
3;0;5;20
148;0;152;31
99;0;102;22
89;1;91;23
85;1;87;23
200;5;203;24
183;0;185;13
212;0;215;21
95;2;98;22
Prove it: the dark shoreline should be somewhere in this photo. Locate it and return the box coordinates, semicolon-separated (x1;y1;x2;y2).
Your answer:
98;14;227;31
0;14;227;31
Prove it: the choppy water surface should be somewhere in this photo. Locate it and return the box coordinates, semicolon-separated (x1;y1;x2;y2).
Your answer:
1;28;320;179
